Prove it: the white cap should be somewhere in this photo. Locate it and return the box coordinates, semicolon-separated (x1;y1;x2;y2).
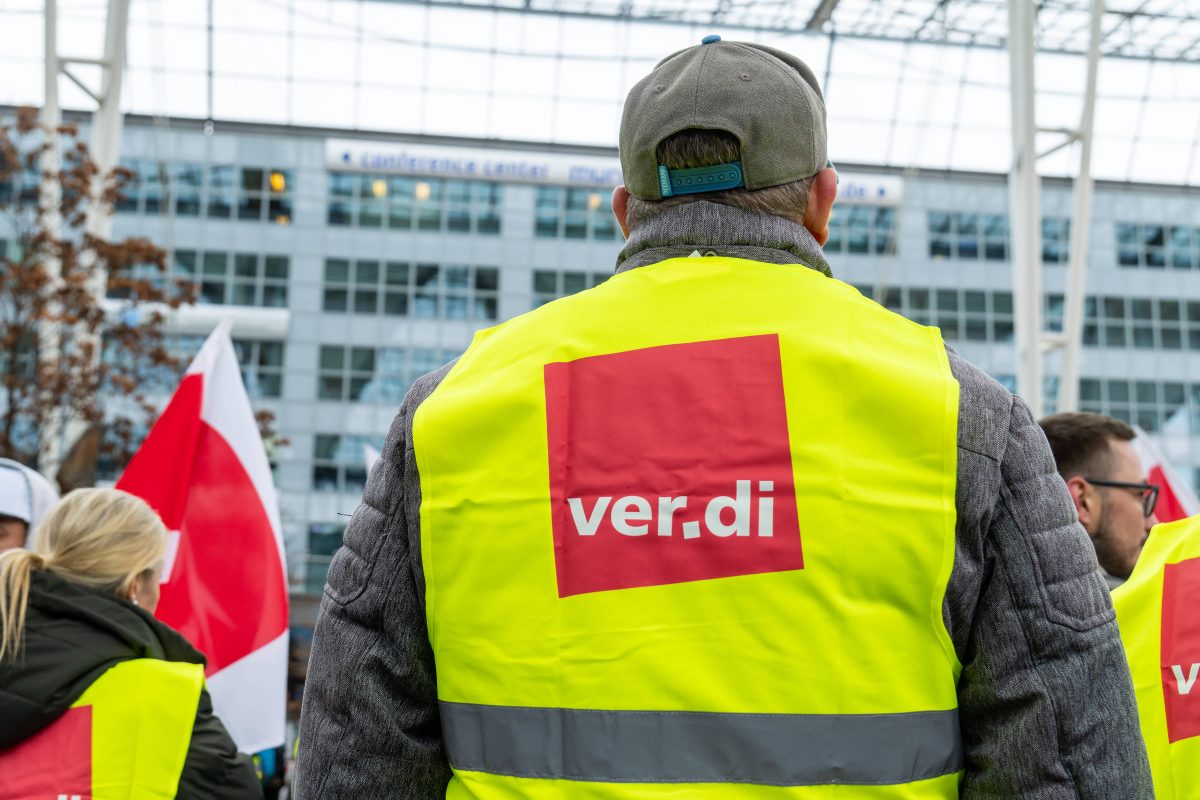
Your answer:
0;459;60;548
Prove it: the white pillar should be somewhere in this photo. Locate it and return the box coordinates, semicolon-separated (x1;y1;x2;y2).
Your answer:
85;0;131;243
1057;0;1103;414
1007;0;1044;417
37;0;131;479
38;0;65;474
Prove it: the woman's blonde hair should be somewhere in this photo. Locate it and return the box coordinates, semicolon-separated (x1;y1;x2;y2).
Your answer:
0;488;167;662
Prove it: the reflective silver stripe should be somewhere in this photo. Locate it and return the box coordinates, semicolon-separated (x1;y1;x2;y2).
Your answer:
441;701;963;786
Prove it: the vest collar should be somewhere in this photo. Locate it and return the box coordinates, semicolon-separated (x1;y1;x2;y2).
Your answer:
615;200;834;278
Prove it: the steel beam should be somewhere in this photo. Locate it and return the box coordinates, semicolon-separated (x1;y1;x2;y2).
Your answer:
353;0;1200;63
37;0;130;479
85;0;130;242
1056;0;1103;414
1007;0;1043;416
806;0;843;31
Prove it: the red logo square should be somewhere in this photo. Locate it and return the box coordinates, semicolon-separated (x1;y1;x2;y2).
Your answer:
0;705;92;798
1162;556;1200;742
544;334;803;598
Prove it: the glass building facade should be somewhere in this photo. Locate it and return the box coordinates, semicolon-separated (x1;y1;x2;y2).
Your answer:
62;115;1200;595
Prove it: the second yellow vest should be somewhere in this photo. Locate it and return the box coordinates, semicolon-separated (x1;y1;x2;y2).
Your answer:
1114;514;1200;799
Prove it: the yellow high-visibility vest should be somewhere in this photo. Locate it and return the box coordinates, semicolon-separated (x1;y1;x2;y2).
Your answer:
0;658;203;799
1114;514;1200;799
415;256;963;798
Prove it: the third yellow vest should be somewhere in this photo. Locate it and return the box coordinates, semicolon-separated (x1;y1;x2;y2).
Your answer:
0;658;203;799
1114;514;1200;799
414;256;963;798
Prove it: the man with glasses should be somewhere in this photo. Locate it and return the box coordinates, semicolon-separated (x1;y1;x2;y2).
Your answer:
1040;412;1160;588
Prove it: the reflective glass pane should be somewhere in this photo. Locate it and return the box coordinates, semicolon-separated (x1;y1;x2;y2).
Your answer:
325;259;350;282
386;262;410;285
356;261;380;284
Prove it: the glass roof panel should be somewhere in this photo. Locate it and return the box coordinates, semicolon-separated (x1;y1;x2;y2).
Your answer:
2;0;1200;185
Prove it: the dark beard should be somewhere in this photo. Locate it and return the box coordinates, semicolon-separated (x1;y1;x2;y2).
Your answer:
1090;510;1132;580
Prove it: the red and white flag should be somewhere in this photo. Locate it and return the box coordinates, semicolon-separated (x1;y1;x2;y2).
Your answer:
1133;426;1200;524
117;320;288;754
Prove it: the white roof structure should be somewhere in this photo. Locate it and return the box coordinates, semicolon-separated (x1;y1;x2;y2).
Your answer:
1;0;1198;184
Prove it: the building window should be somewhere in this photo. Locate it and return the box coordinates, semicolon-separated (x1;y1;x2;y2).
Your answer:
0;328;35;381
0;164;39;207
825;206;896;255
534;187;621;240
318;346;459;404
1044;293;1065;333
303;523;346;595
101;334;284;398
117;159;166;214
178;251;289;307
1078;378;1190;433
531;269;609;307
856;284;1015;344
235;340;285;399
171;162;204;217
115;160;292;225
327;174;502;234
322;259;499;320
207;164;236;219
312;434;380;493
928;212;1068;263
1116;222;1197;269
318;346;376;401
1042;217;1071;264
240;167;294;224
1081;295;1194;351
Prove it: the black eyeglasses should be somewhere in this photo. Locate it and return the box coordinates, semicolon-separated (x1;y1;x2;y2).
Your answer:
1083;478;1160;518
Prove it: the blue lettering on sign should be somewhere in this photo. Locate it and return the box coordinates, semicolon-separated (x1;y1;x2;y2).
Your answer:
569;165;624;187
353;150;484;176
483;161;550;180
337;146;626;187
839;182;893;202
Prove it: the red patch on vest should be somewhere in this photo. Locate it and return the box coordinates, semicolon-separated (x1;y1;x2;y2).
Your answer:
1163;556;1200;742
545;334;803;598
0;705;92;798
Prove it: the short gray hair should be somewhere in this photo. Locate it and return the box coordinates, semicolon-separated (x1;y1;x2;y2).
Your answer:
624;129;814;231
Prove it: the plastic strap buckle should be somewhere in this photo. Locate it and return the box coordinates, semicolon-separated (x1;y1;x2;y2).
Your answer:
657;161;744;197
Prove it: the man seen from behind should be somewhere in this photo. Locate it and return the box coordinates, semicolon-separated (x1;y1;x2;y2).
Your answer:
298;38;1151;798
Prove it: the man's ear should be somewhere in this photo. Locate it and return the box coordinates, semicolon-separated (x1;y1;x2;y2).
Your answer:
612;186;631;238
1066;476;1098;533
802;167;838;245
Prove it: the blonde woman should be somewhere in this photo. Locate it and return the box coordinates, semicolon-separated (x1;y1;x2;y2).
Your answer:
0;488;260;798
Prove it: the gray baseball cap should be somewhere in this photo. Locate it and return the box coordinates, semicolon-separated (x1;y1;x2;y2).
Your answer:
619;36;828;200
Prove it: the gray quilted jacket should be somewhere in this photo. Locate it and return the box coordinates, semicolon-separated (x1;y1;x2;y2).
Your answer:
297;201;1153;799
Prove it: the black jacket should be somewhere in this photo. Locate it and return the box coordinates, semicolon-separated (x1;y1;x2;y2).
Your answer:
0;569;261;798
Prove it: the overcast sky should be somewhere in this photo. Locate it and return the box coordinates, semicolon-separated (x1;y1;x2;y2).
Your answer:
2;0;1199;184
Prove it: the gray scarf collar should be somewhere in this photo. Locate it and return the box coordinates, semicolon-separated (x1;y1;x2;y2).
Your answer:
614;200;833;277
